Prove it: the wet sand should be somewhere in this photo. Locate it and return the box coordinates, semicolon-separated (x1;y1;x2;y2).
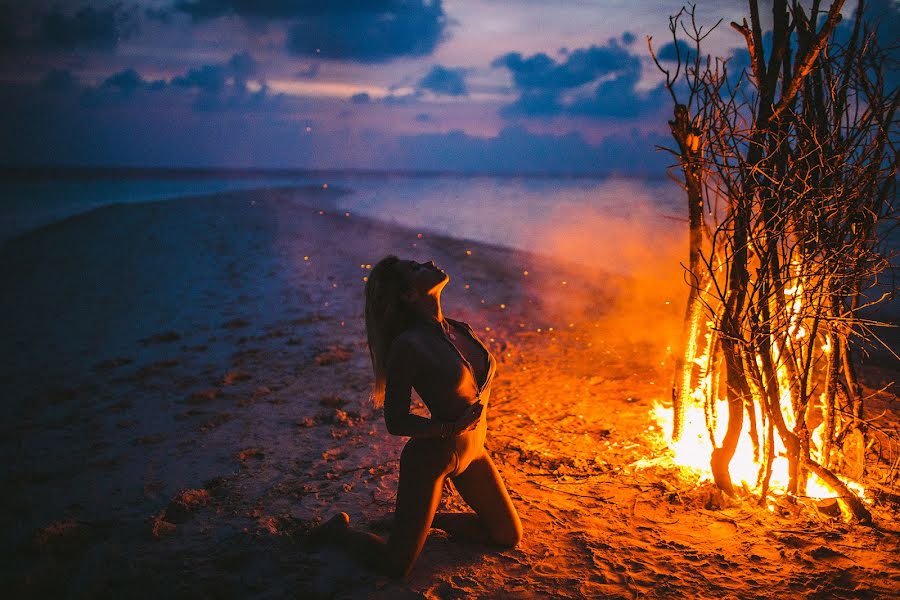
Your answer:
1;186;898;599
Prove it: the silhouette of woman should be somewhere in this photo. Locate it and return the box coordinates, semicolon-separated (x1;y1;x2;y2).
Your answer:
314;255;522;577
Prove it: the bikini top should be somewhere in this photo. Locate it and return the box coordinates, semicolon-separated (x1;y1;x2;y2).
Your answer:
439;317;497;401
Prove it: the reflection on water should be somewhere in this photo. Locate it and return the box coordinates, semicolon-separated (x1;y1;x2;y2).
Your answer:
333;174;682;256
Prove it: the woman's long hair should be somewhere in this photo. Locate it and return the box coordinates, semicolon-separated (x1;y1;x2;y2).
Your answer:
364;255;414;407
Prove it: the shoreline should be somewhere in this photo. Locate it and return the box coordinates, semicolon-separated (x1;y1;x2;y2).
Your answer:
0;183;354;249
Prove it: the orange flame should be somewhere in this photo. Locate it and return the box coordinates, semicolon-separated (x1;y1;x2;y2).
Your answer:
653;275;868;510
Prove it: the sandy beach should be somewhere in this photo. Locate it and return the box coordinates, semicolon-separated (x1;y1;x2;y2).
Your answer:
1;186;898;599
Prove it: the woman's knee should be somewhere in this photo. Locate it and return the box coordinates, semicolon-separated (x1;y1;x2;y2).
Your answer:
491;517;523;548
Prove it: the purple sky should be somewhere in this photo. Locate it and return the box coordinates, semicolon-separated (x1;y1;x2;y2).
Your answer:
0;1;894;173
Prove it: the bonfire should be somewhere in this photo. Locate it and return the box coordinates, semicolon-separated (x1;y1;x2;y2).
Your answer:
649;1;897;522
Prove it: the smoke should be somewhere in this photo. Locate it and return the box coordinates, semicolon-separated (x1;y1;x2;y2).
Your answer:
270;175;691;368
524;179;688;357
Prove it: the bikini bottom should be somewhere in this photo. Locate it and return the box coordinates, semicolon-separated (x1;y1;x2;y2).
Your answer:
448;417;487;478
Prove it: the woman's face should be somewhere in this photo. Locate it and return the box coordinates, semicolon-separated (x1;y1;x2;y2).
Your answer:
397;259;449;296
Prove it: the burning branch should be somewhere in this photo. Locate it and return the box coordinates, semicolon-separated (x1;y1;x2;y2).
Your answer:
651;1;898;520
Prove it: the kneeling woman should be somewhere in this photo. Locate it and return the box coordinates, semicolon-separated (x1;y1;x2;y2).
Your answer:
317;255;522;577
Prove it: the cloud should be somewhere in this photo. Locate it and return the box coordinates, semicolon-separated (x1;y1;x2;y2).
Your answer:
418;65;467;96
655;39;691;63
494;36;664;119
835;0;900;90
66;52;275;112
285;2;447;62
77;67;165;105
102;68;147;94
228;51;258;90
725;47;751;77
172;0;449;62
493;36;636;90
351;92;371;104
567;71;664;118
168;54;276;111
39;4;136;51
172;64;228;93
391;125;670;175
173;0;324;20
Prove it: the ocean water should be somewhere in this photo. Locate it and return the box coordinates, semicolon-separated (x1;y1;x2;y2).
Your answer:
0;171;685;262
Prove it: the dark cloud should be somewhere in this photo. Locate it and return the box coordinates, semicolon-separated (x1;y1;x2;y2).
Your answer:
77;67;164;106
567;69;665;118
503;90;560;116
172;0;448;62
836;0;900;41
102;68;146;94
725;47;751;78
418;65;467;96
168;52;261;98
656;39;691;63
493;37;635;91
835;0;899;90
173;0;341;20
285;2;446;62
392;125;670;175
168;53;276;111
415;112;432;122
59;52;275;112
494;36;663;119
39;4;136;51
228;51;257;89
172;64;228;93
350;92;370;104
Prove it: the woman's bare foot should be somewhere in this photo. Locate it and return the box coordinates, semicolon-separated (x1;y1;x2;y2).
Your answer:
308;512;350;545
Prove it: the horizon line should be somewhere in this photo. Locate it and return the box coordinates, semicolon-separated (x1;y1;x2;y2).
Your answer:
0;165;670;182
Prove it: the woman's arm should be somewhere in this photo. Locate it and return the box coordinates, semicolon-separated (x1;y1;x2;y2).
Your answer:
383;335;481;438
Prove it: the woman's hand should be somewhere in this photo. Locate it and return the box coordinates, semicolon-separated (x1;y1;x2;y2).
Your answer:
452;401;483;435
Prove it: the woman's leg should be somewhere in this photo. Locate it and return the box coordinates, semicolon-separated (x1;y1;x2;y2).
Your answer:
448;452;522;547
320;437;455;577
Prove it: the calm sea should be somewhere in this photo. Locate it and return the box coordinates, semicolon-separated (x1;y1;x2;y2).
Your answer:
0;170;684;261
